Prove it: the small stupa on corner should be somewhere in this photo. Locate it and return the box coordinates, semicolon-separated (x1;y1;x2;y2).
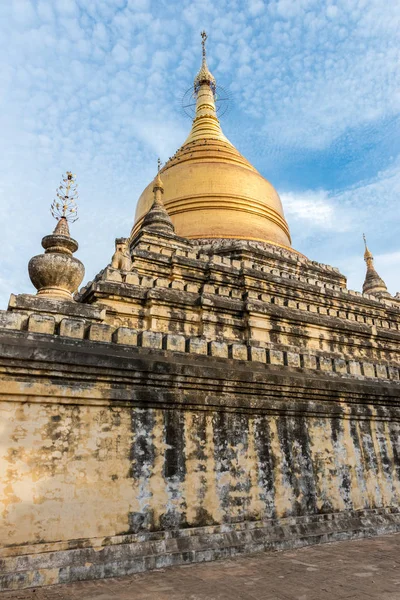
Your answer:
362;234;390;298
28;171;85;300
140;160;175;234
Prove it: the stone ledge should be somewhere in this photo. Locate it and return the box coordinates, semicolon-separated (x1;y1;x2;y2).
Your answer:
1;320;399;384
8;294;105;321
1;507;399;590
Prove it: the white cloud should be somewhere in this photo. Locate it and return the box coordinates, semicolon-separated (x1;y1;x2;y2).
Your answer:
377;251;400;268
11;0;37;27
248;0;265;17
112;43;130;64
282;156;400;292
282;190;338;229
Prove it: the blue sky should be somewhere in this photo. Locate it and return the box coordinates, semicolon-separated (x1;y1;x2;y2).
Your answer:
0;0;399;308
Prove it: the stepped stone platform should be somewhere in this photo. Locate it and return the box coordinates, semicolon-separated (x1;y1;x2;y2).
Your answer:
1;532;400;600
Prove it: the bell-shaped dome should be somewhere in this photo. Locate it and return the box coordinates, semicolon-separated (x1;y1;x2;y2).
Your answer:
130;35;291;249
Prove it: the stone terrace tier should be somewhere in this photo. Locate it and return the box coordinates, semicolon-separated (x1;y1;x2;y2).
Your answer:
70;229;400;369
3;227;399;384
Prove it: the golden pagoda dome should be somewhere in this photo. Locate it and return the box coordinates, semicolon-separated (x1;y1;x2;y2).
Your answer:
130;33;291;248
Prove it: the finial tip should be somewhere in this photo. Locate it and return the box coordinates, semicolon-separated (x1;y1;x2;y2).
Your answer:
153;162;164;195
194;30;216;94
51;171;79;224
363;233;373;261
201;31;207;58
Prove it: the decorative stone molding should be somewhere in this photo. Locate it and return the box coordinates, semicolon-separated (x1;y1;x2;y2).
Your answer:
1;311;398;383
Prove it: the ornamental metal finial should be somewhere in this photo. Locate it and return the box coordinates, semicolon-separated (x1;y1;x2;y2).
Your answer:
153;159;164;196
201;30;207;58
51;171;78;223
363;233;373;261
194;30;216;94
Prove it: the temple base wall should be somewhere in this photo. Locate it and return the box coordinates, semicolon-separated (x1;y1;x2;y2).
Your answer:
1;330;400;590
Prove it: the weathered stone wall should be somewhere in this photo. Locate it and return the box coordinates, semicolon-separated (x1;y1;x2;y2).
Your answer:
1;329;400;589
2;401;399;547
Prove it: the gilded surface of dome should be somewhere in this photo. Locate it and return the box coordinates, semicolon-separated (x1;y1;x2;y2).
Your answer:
130;35;291;248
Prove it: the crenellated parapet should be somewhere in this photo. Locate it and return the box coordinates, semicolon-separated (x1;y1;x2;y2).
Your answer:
1;305;399;385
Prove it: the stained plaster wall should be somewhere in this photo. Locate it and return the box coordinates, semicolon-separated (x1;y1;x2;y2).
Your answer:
1;330;400;575
2;402;400;553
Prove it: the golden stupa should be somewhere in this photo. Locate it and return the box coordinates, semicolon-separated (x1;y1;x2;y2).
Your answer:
131;32;291;248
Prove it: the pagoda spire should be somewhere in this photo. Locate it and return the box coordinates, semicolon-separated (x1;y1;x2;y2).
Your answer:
194;31;216;94
362;234;390;298
153;158;164;202
183;31;231;146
